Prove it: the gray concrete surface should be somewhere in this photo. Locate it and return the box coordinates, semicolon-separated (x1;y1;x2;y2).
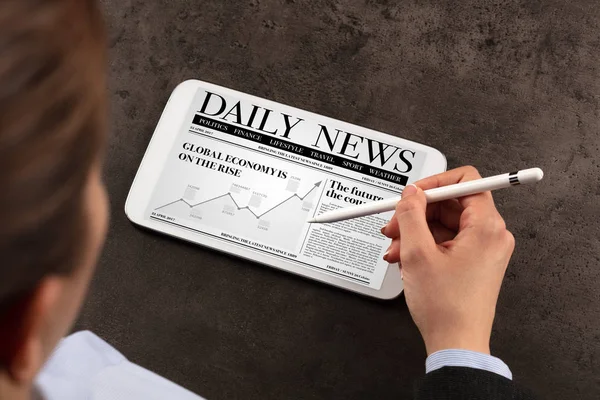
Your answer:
78;0;600;398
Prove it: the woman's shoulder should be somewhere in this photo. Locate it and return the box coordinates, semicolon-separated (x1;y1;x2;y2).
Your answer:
36;331;205;400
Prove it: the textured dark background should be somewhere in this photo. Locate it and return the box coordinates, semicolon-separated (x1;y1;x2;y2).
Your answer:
77;0;600;398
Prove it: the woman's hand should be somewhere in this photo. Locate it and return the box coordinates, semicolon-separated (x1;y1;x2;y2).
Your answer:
382;166;515;355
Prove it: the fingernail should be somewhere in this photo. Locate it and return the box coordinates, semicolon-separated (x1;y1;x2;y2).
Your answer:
402;184;418;198
380;224;388;235
383;244;392;261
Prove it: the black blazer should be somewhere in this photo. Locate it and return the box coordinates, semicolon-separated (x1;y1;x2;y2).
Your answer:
415;367;537;400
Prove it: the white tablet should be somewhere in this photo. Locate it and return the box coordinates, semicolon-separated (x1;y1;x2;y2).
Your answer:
125;80;446;299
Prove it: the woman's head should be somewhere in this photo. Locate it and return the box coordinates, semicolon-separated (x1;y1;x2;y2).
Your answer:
0;0;108;391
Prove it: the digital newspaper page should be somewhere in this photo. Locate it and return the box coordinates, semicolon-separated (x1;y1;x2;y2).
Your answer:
146;88;429;290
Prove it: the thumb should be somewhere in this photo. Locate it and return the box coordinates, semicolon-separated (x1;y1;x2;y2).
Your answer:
396;184;437;264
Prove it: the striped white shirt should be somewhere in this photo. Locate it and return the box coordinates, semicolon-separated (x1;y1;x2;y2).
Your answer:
426;349;513;380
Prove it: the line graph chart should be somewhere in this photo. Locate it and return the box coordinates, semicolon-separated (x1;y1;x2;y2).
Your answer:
152;181;322;250
156;181;321;220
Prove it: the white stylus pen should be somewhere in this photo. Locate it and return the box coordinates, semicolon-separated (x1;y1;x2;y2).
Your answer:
307;167;544;224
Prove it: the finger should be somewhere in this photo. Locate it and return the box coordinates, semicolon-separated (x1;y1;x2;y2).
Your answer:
395;185;438;265
415;165;484;190
416;165;497;217
382;213;399;239
382;182;420;238
382;174;471;238
382;183;418;238
383;238;400;264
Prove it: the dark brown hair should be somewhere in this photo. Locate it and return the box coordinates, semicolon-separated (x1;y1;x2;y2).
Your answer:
0;0;107;309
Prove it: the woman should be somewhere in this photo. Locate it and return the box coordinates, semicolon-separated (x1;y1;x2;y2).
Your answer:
0;1;535;399
0;0;109;398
